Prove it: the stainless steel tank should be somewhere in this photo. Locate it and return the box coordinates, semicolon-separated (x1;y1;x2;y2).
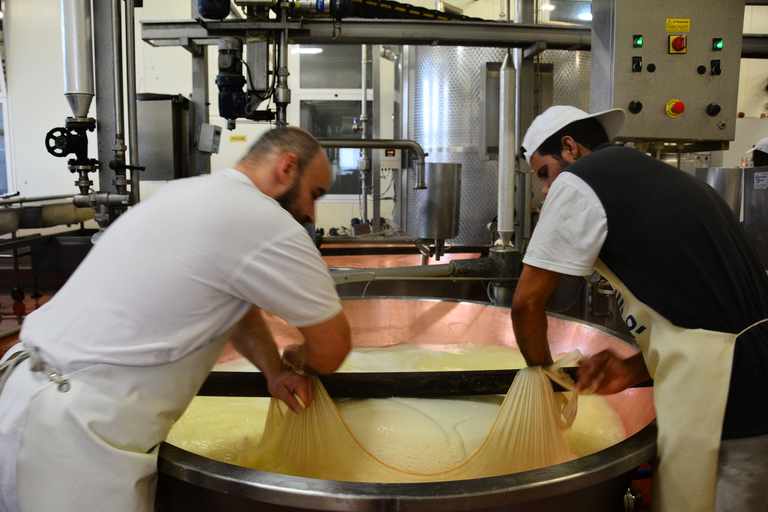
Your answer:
418;163;462;240
157;298;656;512
694;167;743;216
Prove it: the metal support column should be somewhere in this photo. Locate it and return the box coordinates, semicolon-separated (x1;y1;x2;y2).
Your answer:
92;0;118;192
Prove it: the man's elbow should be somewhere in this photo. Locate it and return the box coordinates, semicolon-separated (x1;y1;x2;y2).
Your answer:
302;314;353;374
510;295;536;324
316;333;351;374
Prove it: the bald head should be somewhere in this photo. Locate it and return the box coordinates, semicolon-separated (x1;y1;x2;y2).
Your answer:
235;126;331;225
239;126;324;176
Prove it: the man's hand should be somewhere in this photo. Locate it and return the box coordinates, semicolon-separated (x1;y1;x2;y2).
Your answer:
267;368;314;414
576;350;650;395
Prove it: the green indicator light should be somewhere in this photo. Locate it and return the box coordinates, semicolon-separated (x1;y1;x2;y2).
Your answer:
633;35;644;48
713;38;723;50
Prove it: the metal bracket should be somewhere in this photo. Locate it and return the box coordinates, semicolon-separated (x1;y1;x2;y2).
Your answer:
523;40;547;59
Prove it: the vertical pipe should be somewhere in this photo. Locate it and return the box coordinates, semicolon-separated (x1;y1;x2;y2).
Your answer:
124;0;141;204
60;0;95;119
371;45;382;233
360;45;369;224
497;53;516;247
275;8;290;126
110;0;128;199
111;0;124;145
513;0;530;250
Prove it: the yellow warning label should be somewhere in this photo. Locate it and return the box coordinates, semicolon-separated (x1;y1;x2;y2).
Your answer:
666;18;690;32
229;135;247;142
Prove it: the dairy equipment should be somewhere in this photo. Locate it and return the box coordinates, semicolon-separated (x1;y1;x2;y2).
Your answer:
418;163;461;260
45;0;141;230
744;167;768;268
591;0;745;148
694;167;743;216
695;165;768;269
155;297;656;512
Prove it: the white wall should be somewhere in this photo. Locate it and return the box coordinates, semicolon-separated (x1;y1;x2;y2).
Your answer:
6;0;77;196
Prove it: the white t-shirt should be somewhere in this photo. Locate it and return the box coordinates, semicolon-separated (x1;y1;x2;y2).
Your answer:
522;172;608;276
20;168;342;371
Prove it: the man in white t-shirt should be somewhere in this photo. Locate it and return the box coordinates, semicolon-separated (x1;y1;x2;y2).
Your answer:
512;106;768;512
0;126;351;512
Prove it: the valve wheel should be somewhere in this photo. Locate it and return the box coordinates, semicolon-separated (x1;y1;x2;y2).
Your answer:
45;127;71;157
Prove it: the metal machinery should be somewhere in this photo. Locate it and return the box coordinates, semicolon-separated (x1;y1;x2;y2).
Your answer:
157;298;657;512
591;0;744;153
45;0;140;229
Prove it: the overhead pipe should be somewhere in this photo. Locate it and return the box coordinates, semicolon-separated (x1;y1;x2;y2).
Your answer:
317;138;427;190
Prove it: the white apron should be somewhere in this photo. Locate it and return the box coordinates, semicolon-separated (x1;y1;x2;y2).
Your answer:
13;333;228;512
594;260;762;512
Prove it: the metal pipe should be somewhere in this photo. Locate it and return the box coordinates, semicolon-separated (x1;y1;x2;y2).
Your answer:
275;8;290;126
497;53;515;247
361;46;368;141
329;246;522;285
124;0;141;204
317;138;427;190
0;194;77;206
320;236;422;244
331;263;454;285
111;0;125;146
60;0;95;119
229;0;245;18
513;0;529;250
360;45;369;223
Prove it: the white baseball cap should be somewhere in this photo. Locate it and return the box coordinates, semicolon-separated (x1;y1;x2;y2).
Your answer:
746;138;768;155
521;105;626;164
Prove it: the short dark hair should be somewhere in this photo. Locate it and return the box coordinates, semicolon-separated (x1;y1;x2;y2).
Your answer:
532;118;610;160
754;149;768;167
241;126;323;175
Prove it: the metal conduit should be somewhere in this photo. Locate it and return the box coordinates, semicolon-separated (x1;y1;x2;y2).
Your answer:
316;138;427;190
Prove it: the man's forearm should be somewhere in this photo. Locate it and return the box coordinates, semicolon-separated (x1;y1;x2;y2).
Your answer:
229;306;285;379
512;307;553;366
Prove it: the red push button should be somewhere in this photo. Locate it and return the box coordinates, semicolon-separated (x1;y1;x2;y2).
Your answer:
669;34;688;54
666;99;685;118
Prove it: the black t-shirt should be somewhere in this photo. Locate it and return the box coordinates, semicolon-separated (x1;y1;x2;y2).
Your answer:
566;143;768;440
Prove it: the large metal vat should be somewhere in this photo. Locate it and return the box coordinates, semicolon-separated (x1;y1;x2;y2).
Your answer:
157;298;656;512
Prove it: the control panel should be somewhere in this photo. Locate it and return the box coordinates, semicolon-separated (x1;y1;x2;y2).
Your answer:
590;0;745;143
380;148;401;171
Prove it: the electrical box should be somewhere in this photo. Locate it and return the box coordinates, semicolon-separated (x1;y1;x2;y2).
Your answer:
379;148;401;171
137;94;189;180
197;123;222;154
590;0;745;144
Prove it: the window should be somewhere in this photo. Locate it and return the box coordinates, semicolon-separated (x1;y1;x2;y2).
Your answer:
289;45;374;200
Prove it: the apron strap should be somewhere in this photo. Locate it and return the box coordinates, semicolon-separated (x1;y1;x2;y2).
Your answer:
737;318;768;338
0;346;70;395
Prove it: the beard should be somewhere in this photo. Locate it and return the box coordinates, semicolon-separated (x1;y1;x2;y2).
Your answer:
276;181;310;224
